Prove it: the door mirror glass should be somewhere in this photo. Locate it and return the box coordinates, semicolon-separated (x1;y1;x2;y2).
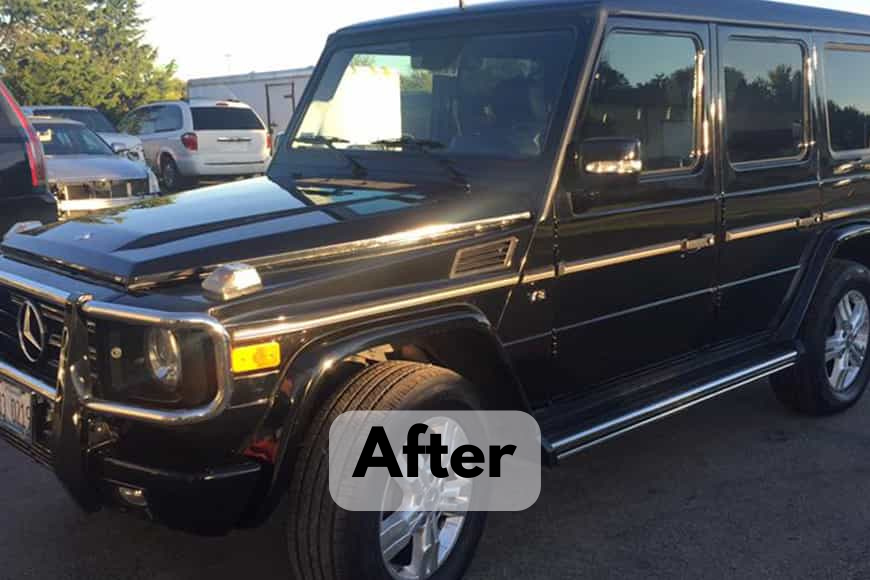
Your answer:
577;137;643;176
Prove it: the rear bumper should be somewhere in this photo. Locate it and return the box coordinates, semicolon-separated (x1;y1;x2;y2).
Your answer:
176;157;268;177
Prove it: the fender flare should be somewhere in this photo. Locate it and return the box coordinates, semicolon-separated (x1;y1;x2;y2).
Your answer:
777;221;870;341
248;304;529;522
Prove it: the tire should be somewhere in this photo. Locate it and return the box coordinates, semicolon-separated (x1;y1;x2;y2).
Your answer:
160;155;192;191
287;361;487;580
772;259;870;415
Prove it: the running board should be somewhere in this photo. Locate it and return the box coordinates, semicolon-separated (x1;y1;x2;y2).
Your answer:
550;349;798;462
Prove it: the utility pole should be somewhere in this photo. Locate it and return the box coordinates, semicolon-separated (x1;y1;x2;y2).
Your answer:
459;0;465;9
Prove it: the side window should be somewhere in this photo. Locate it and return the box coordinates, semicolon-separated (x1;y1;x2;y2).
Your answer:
724;39;806;164
119;110;143;135
138;107;160;135
155;105;183;133
824;45;870;153
579;31;700;172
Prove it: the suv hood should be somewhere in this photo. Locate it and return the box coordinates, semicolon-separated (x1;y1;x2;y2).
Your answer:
2;176;518;288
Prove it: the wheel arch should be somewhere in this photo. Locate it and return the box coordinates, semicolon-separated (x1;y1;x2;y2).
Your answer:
778;221;870;341
247;304;530;522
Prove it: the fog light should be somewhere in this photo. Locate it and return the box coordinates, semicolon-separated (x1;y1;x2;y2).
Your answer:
146;327;182;388
231;341;281;374
117;486;147;508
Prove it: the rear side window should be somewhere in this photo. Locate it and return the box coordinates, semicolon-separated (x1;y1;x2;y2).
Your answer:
579;32;700;172
724;39;806;164
824;46;870;153
192;107;264;131
155;106;183;132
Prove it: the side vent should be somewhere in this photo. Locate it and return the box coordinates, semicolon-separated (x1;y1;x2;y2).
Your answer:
450;237;519;278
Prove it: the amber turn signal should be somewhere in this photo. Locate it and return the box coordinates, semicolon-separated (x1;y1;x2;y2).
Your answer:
231;342;281;374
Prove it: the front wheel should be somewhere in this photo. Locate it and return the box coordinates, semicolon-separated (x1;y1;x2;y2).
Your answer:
287;361;487;580
772;259;870;414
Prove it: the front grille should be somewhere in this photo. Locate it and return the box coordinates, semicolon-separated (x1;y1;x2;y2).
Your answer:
56;178;149;201
0;288;65;385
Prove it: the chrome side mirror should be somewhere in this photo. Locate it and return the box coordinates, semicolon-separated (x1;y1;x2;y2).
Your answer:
577;137;643;176
111;142;128;155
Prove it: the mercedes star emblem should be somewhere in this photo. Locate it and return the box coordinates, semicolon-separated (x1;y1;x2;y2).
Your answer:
17;300;46;363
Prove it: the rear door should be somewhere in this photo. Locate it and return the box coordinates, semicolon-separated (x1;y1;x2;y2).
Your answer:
714;27;820;344
191;105;268;164
0;82;56;232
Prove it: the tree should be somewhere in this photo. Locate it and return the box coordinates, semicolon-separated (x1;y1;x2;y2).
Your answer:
0;0;184;122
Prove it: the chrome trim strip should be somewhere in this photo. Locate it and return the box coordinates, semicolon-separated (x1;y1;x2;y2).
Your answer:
241;212;532;270
128;212;534;289
522;266;557;284
555;350;798;460
824;204;870;221
558;234;714;276
725;218;800;242
232;274;520;343
80;301;234;426
0;359;58;402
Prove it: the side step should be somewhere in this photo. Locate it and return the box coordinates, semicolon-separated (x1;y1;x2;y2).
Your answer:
546;348;798;463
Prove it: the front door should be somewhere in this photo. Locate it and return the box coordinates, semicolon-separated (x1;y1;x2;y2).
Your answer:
551;18;718;399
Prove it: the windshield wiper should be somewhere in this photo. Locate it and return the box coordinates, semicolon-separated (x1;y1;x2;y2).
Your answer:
372;137;471;193
292;135;368;179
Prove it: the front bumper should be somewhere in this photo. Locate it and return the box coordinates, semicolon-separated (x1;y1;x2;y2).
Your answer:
0;262;263;533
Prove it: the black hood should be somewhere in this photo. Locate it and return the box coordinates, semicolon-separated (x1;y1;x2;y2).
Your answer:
2;176;524;288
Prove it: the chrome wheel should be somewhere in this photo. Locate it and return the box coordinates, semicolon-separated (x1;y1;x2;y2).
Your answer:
826;290;870;392
380;417;472;580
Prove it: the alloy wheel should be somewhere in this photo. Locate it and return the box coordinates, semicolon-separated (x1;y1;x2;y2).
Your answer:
825;290;870;392
380;417;472;580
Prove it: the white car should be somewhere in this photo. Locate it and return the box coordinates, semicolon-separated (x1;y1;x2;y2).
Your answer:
118;99;271;191
22;105;144;161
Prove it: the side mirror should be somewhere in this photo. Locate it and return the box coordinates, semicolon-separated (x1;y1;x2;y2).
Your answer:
111;142;128;155
576;137;643;177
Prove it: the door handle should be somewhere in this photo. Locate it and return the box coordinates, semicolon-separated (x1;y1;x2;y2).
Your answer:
681;234;716;253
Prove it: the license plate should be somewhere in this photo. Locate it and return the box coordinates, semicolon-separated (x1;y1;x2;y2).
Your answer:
0;380;32;440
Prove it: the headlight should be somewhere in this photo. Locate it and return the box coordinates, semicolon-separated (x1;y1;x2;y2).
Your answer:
146;328;181;388
147;168;161;194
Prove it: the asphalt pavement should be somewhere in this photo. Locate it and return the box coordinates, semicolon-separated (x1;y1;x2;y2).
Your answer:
3;378;870;579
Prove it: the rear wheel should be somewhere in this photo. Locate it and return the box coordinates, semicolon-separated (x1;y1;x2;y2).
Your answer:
160;155;193;191
772;259;870;414
286;361;487;580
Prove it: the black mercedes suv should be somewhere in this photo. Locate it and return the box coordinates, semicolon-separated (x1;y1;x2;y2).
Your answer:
0;80;56;234
3;0;870;578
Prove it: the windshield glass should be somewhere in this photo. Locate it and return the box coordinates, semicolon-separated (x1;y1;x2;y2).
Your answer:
34;122;114;156
292;30;576;159
33;108;116;133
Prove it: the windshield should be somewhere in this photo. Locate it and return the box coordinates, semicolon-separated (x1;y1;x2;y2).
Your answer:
292;30;576;159
34;122;114;156
33;108;116;133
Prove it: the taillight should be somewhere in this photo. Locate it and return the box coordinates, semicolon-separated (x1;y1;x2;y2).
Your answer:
267;133;273;152
0;82;46;188
181;132;198;151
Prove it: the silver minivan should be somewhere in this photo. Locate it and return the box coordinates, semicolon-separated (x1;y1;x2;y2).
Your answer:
118;99;270;191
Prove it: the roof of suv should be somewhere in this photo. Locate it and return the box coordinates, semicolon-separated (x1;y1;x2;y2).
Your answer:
145;99;255;109
338;0;870;37
28;116;86;126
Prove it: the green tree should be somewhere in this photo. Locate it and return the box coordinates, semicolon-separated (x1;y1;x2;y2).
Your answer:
0;0;184;122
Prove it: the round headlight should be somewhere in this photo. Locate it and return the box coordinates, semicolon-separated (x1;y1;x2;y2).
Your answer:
146;328;181;388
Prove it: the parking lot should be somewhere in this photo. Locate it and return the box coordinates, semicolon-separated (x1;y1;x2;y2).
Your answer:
4;377;870;579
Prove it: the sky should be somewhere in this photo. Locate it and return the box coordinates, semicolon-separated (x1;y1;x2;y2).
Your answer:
141;0;870;81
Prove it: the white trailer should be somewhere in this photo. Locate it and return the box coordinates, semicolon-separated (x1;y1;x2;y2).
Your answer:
186;67;314;135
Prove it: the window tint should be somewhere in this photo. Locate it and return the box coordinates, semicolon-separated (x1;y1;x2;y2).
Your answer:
155;105;183;132
33;122;112;156
192;107;264;131
824;46;870;152
579;32;699;172
724;39;805;164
